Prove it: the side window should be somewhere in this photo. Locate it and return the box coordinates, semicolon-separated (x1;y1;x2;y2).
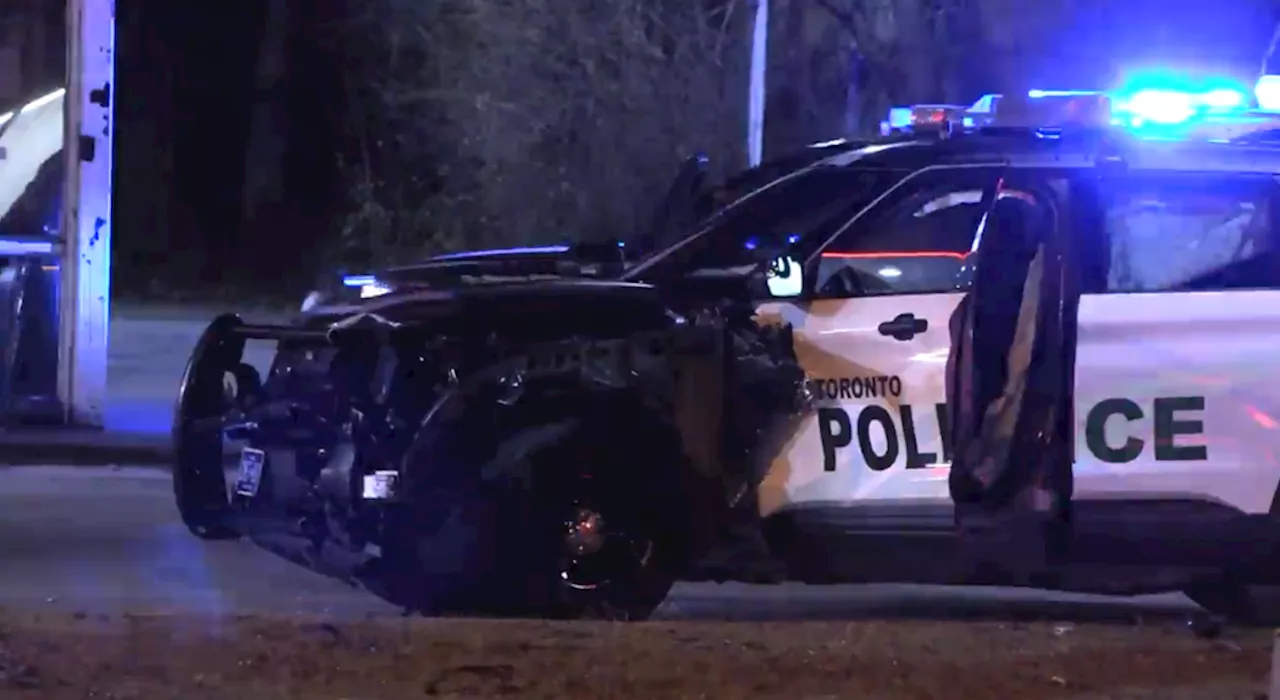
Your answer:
687;166;901;272
815;169;1014;297
1099;173;1278;293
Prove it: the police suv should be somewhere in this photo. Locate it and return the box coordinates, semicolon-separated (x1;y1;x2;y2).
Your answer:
738;85;1280;622
186;80;1280;622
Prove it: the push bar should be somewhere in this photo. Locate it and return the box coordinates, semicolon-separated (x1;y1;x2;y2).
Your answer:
229;323;328;343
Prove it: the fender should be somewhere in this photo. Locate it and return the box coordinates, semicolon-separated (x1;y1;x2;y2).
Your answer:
301;279;675;336
403;368;691;489
395;329;731;566
406;384;632;481
404;322;729;477
478;419;580;486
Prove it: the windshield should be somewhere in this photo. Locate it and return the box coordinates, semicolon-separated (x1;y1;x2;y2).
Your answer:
623;164;905;280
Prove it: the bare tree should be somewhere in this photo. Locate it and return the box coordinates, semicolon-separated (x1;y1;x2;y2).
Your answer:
810;0;955;126
336;0;750;265
1261;19;1280;80
807;0;1070;131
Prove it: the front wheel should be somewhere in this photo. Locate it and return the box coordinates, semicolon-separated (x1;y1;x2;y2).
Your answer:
392;405;685;620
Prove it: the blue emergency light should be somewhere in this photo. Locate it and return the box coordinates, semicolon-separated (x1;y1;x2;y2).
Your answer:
342;275;376;287
1257;76;1280;111
1107;72;1252;127
887;71;1280;140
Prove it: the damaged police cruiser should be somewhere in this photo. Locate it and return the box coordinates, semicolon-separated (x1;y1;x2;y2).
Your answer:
174;84;1280;621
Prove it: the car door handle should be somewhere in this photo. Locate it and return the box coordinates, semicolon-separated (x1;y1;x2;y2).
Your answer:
878;313;928;341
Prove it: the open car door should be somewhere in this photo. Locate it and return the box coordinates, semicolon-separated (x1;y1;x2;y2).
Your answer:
946;172;1077;586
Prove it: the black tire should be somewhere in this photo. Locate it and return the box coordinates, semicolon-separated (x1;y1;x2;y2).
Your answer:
390;401;683;620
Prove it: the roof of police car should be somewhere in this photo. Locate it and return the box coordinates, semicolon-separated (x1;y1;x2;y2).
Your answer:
812;127;1280;174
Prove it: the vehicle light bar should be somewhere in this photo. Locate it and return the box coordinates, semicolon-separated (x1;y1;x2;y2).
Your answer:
880;104;967;136
882;70;1280;139
1257;75;1280;111
991;91;1113;129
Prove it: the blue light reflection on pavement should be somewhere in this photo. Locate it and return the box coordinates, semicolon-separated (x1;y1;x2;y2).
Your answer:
0;466;394;617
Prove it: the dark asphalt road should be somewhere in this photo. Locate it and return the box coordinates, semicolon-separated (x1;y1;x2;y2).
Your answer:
0;465;1207;624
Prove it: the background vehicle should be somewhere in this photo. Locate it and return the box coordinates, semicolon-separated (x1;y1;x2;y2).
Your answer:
174;82;1280;622
0;88;66;424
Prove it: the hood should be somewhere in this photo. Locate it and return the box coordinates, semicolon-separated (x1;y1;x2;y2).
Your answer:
297;276;662;327
309;240;634;312
379;240;631;285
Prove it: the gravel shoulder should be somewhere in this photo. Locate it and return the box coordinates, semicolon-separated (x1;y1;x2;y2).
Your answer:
0;612;1271;699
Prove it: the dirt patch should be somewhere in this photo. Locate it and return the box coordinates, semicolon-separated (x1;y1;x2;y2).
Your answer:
0;611;1271;699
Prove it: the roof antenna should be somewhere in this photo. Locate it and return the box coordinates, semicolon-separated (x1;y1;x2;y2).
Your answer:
1261;20;1280;85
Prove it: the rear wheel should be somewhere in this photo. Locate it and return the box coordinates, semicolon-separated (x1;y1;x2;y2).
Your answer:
393;405;682;620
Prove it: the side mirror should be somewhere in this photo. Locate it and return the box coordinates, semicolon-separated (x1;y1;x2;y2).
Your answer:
765;255;804;297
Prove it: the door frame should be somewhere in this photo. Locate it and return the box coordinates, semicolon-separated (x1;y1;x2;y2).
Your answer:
944;167;1079;581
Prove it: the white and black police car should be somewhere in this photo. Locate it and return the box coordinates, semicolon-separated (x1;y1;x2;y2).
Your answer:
723;74;1280;622
284;74;1280;621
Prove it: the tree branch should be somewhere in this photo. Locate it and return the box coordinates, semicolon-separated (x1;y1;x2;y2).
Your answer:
810;0;858;38
1262;19;1280;81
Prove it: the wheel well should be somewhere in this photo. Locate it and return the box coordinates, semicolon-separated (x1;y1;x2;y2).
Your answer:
541;392;723;569
401;387;724;569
